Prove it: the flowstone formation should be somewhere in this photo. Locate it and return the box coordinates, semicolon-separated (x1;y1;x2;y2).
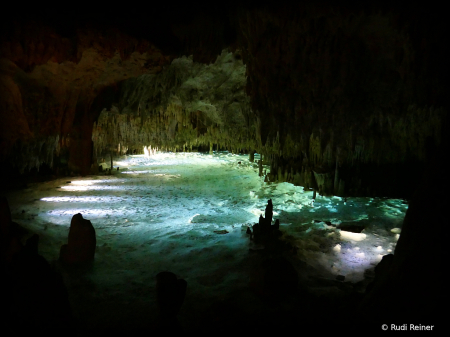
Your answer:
92;50;255;161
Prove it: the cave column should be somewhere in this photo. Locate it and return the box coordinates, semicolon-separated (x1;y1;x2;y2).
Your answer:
68;104;95;176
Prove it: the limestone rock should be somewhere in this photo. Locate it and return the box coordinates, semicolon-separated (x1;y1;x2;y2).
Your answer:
273;219;280;231
264;199;273;225
60;213;96;264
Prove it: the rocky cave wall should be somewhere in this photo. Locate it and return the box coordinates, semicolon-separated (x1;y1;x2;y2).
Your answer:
0;19;173;177
0;2;448;198
234;3;447;197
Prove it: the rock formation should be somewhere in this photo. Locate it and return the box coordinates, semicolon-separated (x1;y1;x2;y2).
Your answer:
249;199;282;242
0;197;25;264
1;198;74;334
356;139;448;327
60;213;96;264
1;2;447;198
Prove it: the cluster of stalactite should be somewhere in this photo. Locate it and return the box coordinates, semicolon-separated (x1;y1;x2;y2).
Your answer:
232;3;447;198
262;104;444;197
5;135;60;174
2;3;447;198
92;51;259;161
91;43;446;197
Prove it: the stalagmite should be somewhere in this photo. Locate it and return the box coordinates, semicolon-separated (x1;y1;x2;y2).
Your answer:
60;213;96;264
258;153;262;177
265;199;273;225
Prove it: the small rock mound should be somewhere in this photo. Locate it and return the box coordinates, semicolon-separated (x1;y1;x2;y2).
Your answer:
59;213;96;264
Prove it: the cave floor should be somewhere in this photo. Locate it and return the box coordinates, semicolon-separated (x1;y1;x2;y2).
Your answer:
3;152;407;333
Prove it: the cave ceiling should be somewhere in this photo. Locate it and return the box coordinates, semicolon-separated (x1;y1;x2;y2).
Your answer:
0;1;448;197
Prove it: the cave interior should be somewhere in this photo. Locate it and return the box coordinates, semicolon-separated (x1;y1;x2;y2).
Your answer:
0;1;448;334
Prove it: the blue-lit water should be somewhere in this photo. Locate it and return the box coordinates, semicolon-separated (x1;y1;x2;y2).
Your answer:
4;151;407;330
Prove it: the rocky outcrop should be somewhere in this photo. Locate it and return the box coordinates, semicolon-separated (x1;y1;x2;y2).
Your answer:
0;198;73;334
60;213;96;264
0;197;26;264
356;138;448;326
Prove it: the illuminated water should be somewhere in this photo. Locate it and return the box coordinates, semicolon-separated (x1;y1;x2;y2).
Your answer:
4;152;406;331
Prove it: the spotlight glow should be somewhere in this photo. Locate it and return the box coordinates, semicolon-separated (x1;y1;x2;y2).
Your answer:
60;179;127;191
61;185;123;191
250;209;264;216
121;170;154;174
114;161;130;167
70;180;107;185
41;196;126;203
340;231;367;242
